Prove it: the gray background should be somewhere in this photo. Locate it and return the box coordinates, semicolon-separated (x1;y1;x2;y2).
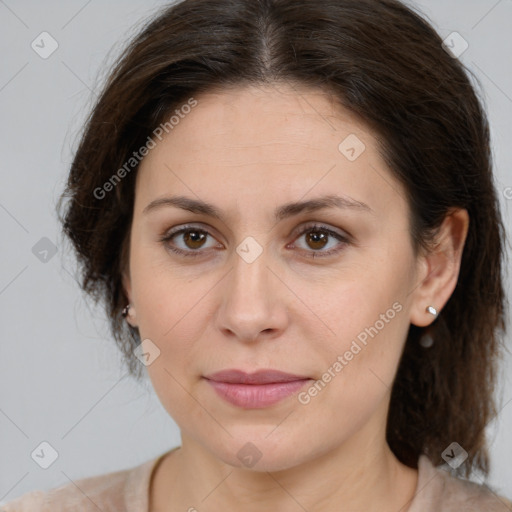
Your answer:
1;0;511;504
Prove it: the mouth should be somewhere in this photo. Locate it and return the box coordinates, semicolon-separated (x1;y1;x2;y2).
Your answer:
203;369;313;408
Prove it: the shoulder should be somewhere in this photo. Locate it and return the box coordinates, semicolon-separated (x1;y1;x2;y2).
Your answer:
0;489;47;511
0;454;162;512
412;454;512;512
0;467;131;512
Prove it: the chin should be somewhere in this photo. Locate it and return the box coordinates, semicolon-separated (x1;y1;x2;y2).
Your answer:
210;436;312;472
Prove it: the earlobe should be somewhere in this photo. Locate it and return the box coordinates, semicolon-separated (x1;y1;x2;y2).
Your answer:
122;303;138;327
121;271;138;328
409;208;469;327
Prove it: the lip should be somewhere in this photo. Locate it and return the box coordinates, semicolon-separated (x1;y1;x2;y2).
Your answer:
204;369;310;384
203;369;313;409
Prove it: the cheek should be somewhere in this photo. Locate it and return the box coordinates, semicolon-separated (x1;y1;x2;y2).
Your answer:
129;242;209;337
295;251;411;390
129;252;218;379
295;257;407;344
296;290;409;440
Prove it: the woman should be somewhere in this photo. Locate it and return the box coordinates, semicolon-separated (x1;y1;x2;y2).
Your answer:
4;0;511;510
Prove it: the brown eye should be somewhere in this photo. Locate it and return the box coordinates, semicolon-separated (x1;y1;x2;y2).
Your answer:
291;224;350;258
183;230;207;249
160;226;221;257
160;223;349;259
305;230;329;250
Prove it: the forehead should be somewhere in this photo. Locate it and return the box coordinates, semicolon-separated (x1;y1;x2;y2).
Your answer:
174;82;371;149
134;82;407;223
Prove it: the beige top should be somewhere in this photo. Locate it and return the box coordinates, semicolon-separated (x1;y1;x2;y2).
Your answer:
2;448;511;511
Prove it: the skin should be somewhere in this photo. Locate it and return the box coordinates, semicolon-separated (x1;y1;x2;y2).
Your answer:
122;81;469;511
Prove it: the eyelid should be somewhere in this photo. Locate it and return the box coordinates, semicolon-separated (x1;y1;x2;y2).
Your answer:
162;221;350;241
160;223;224;251
289;221;351;241
160;221;351;258
287;222;351;258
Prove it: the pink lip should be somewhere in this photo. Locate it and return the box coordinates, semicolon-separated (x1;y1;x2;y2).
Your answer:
203;369;312;409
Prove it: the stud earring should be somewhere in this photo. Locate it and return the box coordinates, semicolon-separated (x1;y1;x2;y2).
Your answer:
426;305;437;317
122;304;131;318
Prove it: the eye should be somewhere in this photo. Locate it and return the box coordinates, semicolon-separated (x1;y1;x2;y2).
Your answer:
160;225;222;257
289;223;350;258
159;222;351;259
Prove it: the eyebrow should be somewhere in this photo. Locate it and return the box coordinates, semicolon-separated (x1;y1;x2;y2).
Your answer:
142;193;374;220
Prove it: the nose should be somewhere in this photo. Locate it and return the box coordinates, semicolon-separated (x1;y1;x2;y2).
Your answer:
215;246;289;343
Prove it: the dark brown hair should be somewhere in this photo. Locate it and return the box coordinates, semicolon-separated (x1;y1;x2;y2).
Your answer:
57;0;509;478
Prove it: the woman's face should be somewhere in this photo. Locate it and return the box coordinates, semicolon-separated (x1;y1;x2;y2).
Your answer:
123;82;429;471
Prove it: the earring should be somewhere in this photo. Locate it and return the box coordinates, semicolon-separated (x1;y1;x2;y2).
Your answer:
426;305;437;317
419;328;434;348
420;305;437;348
122;304;131;318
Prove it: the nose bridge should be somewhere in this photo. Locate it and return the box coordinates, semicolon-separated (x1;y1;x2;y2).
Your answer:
217;238;286;339
229;239;272;310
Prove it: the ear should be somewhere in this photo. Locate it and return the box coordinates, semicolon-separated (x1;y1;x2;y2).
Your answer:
122;269;132;303
409;208;469;327
121;269;138;328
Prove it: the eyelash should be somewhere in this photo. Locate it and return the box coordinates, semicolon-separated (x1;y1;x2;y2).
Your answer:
159;223;351;259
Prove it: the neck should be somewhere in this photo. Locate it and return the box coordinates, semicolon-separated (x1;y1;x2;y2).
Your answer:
150;424;418;511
